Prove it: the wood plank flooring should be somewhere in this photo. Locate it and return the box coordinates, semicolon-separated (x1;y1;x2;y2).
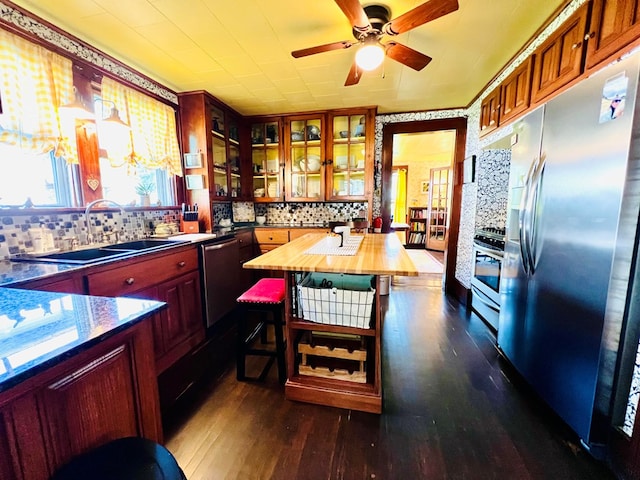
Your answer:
164;281;615;479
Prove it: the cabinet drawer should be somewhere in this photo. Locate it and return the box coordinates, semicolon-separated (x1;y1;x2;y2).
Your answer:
87;248;198;297
254;229;289;244
289;228;329;240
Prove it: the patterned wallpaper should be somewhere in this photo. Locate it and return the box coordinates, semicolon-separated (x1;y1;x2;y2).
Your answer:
474;150;510;230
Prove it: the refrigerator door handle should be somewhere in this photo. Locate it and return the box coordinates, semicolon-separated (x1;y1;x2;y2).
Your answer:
519;157;538;274
527;155;546;275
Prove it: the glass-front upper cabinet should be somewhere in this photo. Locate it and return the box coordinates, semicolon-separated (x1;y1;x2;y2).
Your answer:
228;116;241;198
251;120;282;201
285;114;325;201
211;104;228;198
326;110;372;201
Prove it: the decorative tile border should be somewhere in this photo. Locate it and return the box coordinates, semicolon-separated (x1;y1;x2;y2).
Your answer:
0;1;178;105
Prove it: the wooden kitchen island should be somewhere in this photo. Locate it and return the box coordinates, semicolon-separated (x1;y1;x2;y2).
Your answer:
243;233;418;413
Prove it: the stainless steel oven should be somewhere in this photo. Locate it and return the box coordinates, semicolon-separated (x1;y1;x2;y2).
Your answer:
471;228;505;331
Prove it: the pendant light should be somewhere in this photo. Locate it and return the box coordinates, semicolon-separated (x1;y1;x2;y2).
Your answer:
59;86;94;120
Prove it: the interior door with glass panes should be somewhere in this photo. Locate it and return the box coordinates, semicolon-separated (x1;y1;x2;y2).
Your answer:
328;114;367;199
251;121;282;201
286;115;324;201
427;167;451;251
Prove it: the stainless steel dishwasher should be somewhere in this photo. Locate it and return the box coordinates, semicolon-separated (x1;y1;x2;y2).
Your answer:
201;237;240;327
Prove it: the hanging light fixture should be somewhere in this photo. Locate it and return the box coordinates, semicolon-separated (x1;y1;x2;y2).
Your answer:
96;99;130;159
100;101;130;129
355;38;385;71
59;86;94;120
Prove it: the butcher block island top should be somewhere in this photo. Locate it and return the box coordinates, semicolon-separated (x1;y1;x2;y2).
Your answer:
243;233;419;276
243;233;417;414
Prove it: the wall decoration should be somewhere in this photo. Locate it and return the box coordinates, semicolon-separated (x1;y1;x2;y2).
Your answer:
184;152;203;169
421;181;430;194
86;176;100;191
185;174;204;190
463;155;476;183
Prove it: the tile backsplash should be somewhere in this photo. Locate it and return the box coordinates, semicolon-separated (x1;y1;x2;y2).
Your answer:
0;202;370;259
0;209;180;260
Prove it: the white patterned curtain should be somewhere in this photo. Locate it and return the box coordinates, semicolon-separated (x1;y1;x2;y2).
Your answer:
100;77;182;176
0;29;77;162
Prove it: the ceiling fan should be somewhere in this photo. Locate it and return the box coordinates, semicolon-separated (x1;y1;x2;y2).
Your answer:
291;0;459;86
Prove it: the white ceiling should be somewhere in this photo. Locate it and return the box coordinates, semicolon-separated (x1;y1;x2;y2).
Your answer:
11;0;567;116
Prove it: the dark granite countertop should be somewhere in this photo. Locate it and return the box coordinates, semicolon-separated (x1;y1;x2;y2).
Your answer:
0;224;330;394
0;260;85;287
0;287;165;393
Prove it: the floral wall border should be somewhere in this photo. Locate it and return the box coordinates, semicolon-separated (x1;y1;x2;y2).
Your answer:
0;0;178;105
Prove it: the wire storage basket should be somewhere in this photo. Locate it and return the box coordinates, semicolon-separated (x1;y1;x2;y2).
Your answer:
296;272;375;329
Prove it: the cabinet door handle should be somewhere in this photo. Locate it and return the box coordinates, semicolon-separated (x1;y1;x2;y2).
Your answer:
571;41;582;50
125;277;135;285
584;31;595;41
178;261;186;267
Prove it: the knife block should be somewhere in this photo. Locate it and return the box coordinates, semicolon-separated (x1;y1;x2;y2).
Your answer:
180;219;199;233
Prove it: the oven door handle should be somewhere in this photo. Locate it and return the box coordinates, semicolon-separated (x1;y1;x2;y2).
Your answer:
473;244;503;261
471;285;500;312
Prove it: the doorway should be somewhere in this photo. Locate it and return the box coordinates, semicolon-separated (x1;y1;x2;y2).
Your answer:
381;118;467;296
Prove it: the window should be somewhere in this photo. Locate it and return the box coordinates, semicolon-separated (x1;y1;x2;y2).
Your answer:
0;28;181;209
0;143;73;207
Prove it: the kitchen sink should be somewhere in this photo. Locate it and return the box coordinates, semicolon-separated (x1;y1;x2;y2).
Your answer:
102;239;187;251
12;238;190;265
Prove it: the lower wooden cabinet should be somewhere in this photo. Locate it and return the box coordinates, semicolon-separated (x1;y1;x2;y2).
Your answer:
237;230;256;292
254;228;289;253
85;246;205;375
156;271;203;373
0;318;161;480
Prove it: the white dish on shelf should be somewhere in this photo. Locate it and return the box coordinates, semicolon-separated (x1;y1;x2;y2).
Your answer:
298;154;321;172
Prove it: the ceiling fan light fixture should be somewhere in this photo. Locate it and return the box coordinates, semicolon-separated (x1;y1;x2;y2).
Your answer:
355;43;385;71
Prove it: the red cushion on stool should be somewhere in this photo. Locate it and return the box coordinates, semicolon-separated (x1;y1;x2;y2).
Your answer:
237;278;285;304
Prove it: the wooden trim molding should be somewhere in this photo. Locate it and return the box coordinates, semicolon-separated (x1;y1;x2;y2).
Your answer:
0;0;178;105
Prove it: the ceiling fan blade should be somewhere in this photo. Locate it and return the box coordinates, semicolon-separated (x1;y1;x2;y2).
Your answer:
334;0;371;32
344;61;361;86
384;0;459;36
386;42;432;71
292;40;354;58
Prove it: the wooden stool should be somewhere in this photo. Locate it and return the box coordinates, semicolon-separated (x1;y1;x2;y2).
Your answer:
50;437;186;480
236;278;287;383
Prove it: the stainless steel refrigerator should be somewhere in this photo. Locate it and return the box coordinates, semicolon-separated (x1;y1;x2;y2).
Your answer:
498;52;640;454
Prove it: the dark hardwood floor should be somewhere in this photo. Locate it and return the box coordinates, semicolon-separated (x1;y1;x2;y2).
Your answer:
164;278;615;479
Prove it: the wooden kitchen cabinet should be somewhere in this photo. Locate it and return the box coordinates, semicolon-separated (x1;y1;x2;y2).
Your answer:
254;228;290;253
531;3;589;103
237;229;256;291
586;0;640;70
325;109;374;201
0;318;161;480
289;227;330;240
285;113;326;201
480;87;501;135
179;91;245;232
500;56;534;124
85;246;204;374
247;107;375;205
12;270;85;294
251;118;284;201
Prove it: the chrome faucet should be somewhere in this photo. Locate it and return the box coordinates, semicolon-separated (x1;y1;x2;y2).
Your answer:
84;198;126;245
